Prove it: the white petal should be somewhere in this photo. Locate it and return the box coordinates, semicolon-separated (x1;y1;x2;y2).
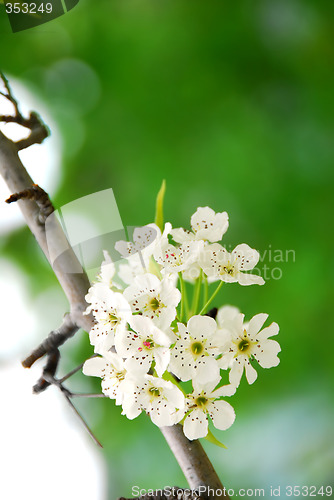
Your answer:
254;340;281;368
154;347;170;377
124;355;152;375
193;356;220;383
256;322;279;340
232;244;260;270
229;359;244;386
170;228;194;243
209;400;235;430
245;362;258;384
216;305;240;327
183;410;208;440
191;207;228;242
237;272;265;286
247;313;269;338
217;351;235;370
187;314;217;340
213;384;237;397
82;357;106;377
192;376;221;395
121;399;142;420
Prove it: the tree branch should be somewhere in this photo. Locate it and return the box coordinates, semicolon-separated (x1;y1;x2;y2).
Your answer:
0;72;49;150
22;313;79;369
0;129;93;330
0;76;229;498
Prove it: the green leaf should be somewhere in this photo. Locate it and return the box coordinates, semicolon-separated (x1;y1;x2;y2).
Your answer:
154;179;166;232
204;429;227;449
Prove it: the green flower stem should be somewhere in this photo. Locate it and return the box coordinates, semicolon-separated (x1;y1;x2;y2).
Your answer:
199;280;224;315
202;275;208;309
191;270;202;316
179;272;189;322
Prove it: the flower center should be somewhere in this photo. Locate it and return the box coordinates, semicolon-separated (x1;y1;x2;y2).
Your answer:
149;387;160;397
238;339;250;352
116;372;125;381
149;298;160;311
191;342;204;355
195;396;208;407
222;265;235;276
142;338;155;350
108;313;118;325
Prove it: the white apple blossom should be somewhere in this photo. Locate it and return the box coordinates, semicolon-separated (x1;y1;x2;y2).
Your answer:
81;202;281;444
154;240;204;275
218;311;280;386
115;315;173;377
97;250;116;289
116;223;172;285
121;374;185;427
83;352;127;404
199;243;265;285
183;378;236;440
115;224;161;260
123;273;180;329
171;206;229;244
169;315;223;383
85;283;132;353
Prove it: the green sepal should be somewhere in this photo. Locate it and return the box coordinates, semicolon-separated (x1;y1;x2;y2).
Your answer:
204;429;227;449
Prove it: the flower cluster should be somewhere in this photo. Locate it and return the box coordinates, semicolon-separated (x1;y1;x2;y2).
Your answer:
83;206;280;441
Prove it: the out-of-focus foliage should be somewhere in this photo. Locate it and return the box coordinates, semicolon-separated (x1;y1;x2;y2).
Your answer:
1;0;333;497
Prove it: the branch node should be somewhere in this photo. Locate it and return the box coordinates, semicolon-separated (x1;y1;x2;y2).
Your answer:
6;183;54;223
22;313;78;369
33;348;60;394
0;72;49;149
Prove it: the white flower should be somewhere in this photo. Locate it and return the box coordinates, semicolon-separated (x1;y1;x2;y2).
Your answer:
199;243;265;285
115;224;161;259
115;315;173;377
218;312;281;386
169;315;223;383
123;273;180;329
96;250;122;290
97;250;116;288
182;262;202;283
171;206;229;244
154;240;204;275
85;283;132;353
183;378;236;440
83;352;127;404
116;223;172;285
121;374;185;427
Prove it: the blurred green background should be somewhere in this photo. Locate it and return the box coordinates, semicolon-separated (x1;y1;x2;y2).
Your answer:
1;0;333;498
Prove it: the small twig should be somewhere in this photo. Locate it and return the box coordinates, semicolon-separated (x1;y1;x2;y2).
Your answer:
22;314;79;369
0;72;49;149
6;183;54;223
70;393;107;398
58;361;86;383
0;71;20;116
33;348;60;393
42;372;103;447
64;393;103;448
